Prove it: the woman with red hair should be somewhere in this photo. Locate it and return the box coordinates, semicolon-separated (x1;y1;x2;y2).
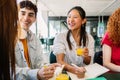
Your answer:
102;8;120;72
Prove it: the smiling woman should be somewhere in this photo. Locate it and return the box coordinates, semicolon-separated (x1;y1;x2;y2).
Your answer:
53;6;95;78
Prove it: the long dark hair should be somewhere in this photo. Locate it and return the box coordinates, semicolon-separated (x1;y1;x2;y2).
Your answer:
67;6;87;50
0;0;18;79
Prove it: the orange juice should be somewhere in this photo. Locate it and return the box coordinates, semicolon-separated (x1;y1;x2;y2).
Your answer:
56;74;69;80
76;48;83;56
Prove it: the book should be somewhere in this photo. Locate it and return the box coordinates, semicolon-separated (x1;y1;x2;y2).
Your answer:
67;63;109;80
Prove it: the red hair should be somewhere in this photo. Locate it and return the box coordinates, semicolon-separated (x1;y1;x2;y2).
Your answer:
107;8;120;46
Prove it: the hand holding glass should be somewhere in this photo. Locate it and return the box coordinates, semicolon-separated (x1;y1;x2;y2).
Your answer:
76;47;84;56
76;47;89;56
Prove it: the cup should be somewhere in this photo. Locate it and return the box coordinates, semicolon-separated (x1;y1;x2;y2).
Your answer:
56;73;69;80
76;48;83;56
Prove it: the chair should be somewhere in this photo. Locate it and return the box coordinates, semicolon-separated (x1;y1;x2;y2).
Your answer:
46;38;54;45
40;38;47;50
49;51;56;63
40;38;47;44
93;51;103;65
46;38;54;51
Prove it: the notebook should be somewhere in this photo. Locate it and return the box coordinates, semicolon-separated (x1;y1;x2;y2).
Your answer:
67;63;109;80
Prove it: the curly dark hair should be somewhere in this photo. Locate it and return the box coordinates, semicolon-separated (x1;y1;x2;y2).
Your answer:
107;8;120;46
19;0;38;17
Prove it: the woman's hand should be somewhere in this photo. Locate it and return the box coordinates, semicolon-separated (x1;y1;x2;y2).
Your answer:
74;66;86;78
83;47;89;57
82;47;91;65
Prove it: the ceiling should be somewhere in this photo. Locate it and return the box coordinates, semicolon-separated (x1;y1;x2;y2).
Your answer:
37;0;120;17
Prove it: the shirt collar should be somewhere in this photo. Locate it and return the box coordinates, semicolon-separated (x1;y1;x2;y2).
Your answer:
69;32;77;47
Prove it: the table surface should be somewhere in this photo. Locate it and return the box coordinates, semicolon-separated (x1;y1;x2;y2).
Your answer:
63;70;120;80
67;72;120;80
102;72;120;80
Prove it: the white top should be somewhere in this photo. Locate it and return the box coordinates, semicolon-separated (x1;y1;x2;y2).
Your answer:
53;31;95;66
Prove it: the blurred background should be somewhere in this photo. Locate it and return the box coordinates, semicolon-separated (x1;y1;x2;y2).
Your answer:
17;0;120;53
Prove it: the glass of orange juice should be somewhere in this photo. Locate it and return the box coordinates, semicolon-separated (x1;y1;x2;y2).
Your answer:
56;73;69;80
76;47;84;56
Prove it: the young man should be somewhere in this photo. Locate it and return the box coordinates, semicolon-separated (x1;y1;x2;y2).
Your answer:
16;1;60;80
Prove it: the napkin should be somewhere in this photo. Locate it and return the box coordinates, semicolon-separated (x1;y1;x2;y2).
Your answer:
49;65;64;80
